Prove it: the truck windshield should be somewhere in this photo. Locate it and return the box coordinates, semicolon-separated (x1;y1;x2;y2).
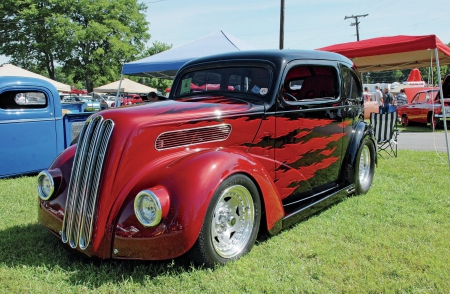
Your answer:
173;66;271;99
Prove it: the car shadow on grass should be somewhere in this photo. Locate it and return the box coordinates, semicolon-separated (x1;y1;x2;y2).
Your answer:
0;223;196;287
0;191;351;288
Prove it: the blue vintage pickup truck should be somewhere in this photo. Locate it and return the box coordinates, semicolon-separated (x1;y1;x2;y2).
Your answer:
0;76;92;178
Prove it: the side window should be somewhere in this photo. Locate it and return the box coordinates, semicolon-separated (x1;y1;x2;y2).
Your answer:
0;91;48;110
283;65;338;101
342;68;361;100
418;92;427;102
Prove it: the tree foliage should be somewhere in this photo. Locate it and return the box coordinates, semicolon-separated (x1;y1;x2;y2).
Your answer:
0;0;155;91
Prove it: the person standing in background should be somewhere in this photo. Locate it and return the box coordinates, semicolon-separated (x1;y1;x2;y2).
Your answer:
396;88;408;106
374;86;383;113
364;87;371;101
382;87;394;113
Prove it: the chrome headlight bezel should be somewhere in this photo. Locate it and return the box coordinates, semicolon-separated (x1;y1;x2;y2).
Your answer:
134;190;162;227
37;170;55;201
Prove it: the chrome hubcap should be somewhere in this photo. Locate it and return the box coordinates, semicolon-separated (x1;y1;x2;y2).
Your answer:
358;145;371;185
211;185;255;258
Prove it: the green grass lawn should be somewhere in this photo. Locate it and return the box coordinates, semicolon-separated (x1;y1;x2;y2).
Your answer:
1;150;450;293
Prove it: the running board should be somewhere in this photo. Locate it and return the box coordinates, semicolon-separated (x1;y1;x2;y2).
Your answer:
281;185;350;230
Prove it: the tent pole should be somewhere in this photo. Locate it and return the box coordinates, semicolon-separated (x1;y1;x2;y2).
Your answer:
115;74;124;107
435;48;450;169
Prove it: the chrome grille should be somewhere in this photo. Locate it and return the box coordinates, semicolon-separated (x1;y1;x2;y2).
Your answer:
61;115;114;250
155;124;232;150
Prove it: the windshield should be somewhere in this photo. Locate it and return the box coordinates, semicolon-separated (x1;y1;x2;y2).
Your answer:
173;66;271;99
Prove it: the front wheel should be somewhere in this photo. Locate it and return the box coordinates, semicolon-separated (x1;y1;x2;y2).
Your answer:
188;174;261;267
354;137;376;195
401;115;409;126
429;113;441;130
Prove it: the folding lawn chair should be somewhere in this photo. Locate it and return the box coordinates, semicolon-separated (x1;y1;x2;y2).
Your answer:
370;111;398;159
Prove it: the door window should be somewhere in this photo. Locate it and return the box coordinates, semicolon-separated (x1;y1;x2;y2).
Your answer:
282;65;338;101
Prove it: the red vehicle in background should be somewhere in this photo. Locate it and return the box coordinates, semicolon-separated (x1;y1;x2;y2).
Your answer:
397;87;450;129
121;94;143;105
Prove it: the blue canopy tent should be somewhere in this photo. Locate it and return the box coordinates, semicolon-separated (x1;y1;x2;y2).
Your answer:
121;30;257;79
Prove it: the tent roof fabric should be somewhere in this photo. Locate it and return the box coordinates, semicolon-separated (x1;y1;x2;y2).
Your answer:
0;64;70;92
122;30;257;79
316;35;450;72
93;78;156;93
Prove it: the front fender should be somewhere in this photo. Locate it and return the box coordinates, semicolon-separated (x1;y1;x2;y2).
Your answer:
111;148;284;260
344;120;376;184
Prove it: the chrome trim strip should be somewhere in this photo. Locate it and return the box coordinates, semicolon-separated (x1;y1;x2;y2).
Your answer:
0;117;57;124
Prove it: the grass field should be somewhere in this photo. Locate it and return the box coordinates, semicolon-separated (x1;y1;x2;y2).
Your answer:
1;150;449;293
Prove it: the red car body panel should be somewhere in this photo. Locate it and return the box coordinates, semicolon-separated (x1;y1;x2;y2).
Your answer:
38;50;375;261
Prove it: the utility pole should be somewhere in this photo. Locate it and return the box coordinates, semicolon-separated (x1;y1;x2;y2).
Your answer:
344;14;368;41
280;0;285;49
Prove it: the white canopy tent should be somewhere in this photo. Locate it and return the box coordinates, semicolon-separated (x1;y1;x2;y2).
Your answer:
93;78;156;93
0;63;71;92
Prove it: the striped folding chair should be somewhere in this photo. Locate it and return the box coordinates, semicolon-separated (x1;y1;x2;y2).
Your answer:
370;111;398;159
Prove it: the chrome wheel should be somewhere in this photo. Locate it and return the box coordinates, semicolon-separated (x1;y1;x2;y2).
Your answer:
354;136;375;195
211;185;255;258
358;144;371;187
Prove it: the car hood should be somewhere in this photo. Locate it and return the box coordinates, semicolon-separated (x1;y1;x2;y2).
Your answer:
98;95;263;127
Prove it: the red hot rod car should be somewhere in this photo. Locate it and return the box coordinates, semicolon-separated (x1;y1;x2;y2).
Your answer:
37;50;376;267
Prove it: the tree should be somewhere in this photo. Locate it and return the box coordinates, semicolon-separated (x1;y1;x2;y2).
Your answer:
0;0;150;91
0;1;61;79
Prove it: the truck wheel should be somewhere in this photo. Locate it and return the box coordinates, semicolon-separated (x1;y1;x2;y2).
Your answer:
188;174;261;267
354;137;375;195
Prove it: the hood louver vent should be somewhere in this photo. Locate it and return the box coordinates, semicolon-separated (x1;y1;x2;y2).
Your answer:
155;124;232;150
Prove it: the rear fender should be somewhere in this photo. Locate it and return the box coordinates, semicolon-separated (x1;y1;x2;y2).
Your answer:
344;120;376;184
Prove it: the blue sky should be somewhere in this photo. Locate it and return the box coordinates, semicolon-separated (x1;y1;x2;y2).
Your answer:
143;0;449;50
1;0;448;64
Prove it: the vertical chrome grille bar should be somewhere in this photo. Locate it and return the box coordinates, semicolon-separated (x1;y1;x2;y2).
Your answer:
61;115;114;250
79;120;114;249
61;116;99;245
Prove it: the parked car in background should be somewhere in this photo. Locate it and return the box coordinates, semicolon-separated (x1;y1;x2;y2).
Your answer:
396;89;449;128
122;94;143;105
61;96;87;113
78;95;107;111
105;96;116;107
37;49;376;267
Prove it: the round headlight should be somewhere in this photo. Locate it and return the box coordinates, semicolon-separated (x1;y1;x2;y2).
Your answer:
134;190;162;227
37;171;54;201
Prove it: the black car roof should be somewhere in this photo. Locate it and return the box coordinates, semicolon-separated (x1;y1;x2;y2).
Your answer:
180;49;353;72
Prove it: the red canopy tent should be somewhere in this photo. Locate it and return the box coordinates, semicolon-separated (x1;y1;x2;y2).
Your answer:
316;35;450;72
318;34;450;168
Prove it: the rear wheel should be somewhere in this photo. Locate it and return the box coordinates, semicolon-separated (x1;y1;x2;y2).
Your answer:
188;174;261;267
354;137;376;195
